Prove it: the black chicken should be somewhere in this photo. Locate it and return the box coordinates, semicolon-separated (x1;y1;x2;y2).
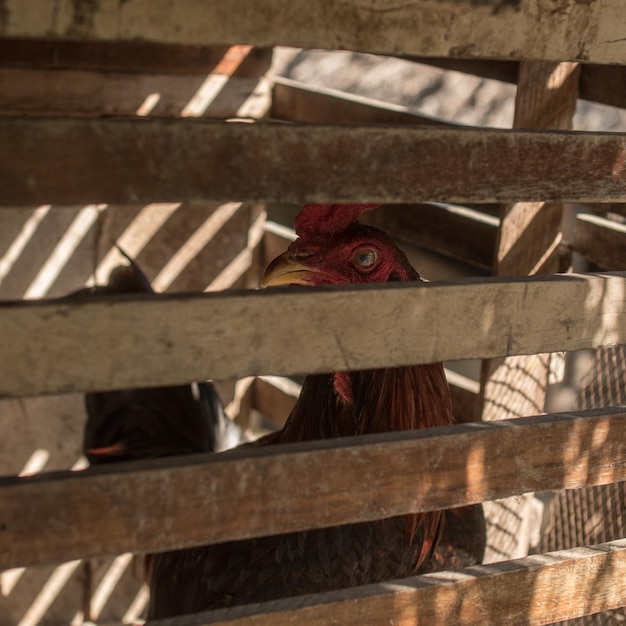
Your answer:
76;255;241;464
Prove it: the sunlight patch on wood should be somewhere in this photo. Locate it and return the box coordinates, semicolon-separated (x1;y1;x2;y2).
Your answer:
152;202;242;292
16;560;81;626
0;205;50;286
89;553;133;620
122;584;149;624
182;45;253;117
88;202;180;286
24;204;104;299
136;92;161;116
18;448;50;477
205;209;265;291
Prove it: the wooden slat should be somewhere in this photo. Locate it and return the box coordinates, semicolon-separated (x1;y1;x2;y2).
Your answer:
2;0;626;65
147;541;626;626
445;369;481;425
0;43;272;118
410;57;519;85
579;65;626;110
494;61;579;277
573;213;626;271
0;38;272;75
478;60;581;563
1;119;626;205
363;203;499;270
2;39;624;111
0;69;267;118
0;273;625;397
584;203;626;218
2;408;626;569
413;58;626;112
271;77;447;126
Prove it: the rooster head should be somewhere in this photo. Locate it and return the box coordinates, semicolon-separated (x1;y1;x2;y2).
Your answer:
262;203;420;287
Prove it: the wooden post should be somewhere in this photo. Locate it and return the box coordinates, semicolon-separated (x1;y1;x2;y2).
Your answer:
479;61;581;563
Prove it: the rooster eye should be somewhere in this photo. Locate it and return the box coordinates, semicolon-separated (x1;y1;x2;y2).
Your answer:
352;248;378;270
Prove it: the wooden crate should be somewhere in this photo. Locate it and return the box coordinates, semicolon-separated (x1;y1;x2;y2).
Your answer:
0;1;625;624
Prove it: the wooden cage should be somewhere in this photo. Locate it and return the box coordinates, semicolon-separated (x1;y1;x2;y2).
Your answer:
0;1;625;624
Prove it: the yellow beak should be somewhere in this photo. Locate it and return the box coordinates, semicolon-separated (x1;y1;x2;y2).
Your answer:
260;251;322;287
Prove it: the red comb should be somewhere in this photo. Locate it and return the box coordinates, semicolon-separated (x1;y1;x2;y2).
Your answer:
293;204;381;237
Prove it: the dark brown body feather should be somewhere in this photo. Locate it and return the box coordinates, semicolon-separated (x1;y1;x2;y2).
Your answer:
148;367;486;618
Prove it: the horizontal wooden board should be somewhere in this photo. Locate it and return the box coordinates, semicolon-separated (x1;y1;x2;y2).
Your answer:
362;203;498;270
0;67;267;118
2;0;626;64
1;118;626;205
1;272;625;397
1;38;625;111
579;64;626;110
147;540;626;626
414;58;626;111
2;408;626;569
583;203;626;218
271;77;447;126
0;38;272;75
573;213;626;271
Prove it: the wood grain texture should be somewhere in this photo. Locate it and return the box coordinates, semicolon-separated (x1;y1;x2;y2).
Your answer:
1;40;624;111
1;118;626;205
414;58;626;111
0;38;272;75
579;65;626;110
0;272;624;397
0;68;268;118
362;203;498;270
146;540;626;626
2;408;626;569
481;61;581;426
584;203;626;218
271;77;448;126
2;0;626;64
479;60;581;563
573;213;626;271
495;61;580;277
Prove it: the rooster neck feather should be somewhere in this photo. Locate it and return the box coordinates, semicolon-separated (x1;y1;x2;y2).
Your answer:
276;362;453;443
269;362;453;570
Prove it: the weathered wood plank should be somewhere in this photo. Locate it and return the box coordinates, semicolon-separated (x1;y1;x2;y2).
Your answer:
0;43;272;118
478;60;581;564
271;77;447;126
2;408;626;569
2;0;625;64
494;61;580;277
0;38;272;75
482;60;581;426
0;272;624;398
445;369;481;425
579;65;626;110
416;59;626;112
2;39;624;111
1;118;626;205
147;540;626;626
362;203;499;270
584;203;626;218
0;68;267;118
573;213;626;271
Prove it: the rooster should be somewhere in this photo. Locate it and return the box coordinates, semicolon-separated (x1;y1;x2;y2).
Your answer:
147;204;485;619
